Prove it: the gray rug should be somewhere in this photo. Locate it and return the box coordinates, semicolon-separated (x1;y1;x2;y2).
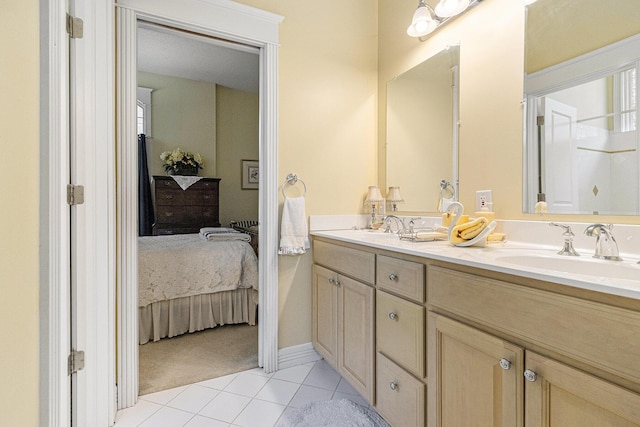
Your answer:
278;399;390;427
139;323;258;395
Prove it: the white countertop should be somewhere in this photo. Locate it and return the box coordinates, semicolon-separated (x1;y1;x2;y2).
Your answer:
311;228;640;301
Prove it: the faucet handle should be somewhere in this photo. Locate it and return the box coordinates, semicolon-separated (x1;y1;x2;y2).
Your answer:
549;223;580;256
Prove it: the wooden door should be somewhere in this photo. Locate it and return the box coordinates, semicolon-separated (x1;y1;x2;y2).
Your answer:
428;313;524;427
338;275;375;403
525;351;640;426
312;265;338;366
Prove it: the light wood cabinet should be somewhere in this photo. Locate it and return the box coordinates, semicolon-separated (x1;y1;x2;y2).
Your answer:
525;351;640;427
312;262;375;403
428;313;524;427
313;236;640;427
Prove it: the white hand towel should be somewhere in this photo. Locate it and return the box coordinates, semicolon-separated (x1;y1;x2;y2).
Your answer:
278;196;310;255
170;175;204;190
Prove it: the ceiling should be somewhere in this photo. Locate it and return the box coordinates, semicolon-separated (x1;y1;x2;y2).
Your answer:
137;25;259;93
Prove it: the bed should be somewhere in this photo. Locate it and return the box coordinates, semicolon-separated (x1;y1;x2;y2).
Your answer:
138;233;259;345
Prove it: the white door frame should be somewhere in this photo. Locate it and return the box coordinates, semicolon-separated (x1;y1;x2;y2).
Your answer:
115;0;283;409
44;0;117;425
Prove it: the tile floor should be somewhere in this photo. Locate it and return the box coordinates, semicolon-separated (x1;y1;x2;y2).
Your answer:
114;359;375;427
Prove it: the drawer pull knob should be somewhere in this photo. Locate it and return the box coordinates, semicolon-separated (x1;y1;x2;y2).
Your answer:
388;273;398;281
165;194;174;199
164;212;174;217
388;312;398;320
499;358;511;370
389;381;398;391
524;369;537;382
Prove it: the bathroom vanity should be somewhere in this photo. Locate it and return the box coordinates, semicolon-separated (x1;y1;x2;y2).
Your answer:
311;230;640;427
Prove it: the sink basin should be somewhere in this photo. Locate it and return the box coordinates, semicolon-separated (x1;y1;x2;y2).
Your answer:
497;254;640;282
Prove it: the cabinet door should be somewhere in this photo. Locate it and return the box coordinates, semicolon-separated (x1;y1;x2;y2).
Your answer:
312;265;339;366
525;351;640;427
338;275;375;403
428;313;524;427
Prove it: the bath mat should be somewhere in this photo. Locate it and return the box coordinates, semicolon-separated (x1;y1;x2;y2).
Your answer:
278;398;390;427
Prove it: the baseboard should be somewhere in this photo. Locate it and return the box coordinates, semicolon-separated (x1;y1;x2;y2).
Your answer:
278;342;322;370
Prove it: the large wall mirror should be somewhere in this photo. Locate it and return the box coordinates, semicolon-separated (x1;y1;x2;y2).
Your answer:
386;45;459;213
523;0;640;215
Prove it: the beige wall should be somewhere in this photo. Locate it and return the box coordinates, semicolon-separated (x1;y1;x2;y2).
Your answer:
236;0;379;348
0;1;40;426
216;85;259;227
138;71;217;177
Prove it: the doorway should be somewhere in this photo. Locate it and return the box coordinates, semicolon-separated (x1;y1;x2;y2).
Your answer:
136;21;260;395
115;1;283;410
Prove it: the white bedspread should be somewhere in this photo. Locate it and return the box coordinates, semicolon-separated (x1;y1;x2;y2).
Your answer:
138;234;258;307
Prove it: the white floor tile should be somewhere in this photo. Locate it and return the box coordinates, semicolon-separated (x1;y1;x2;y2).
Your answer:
139;406;194;427
223;372;270;397
244;367;273;378
140;385;189;405
167;385;220;413
287;384;333;408
302;364;341;390
184;415;231;427
335;377;359;395
114;399;163;427
271;364;313;384
197;373;238;391
254;378;301;405
198;391;251;423
274;406;299;427
233;399;286;427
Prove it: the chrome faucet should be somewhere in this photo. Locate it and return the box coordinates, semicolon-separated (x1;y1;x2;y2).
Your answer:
584;223;623;261
549;223;580;256
383;215;407;235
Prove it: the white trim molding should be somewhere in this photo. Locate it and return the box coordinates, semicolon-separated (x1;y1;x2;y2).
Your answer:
278;343;322;370
115;0;283;410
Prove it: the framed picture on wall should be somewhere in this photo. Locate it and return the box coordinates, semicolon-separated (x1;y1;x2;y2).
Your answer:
242;159;259;190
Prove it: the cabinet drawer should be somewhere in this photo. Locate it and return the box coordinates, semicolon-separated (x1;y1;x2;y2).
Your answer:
429;266;640;385
377;290;425;378
377;255;425;302
313;240;375;284
376;352;425;427
155;206;218;224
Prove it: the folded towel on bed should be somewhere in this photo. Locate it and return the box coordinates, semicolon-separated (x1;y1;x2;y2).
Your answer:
199;227;251;242
278;196;310;255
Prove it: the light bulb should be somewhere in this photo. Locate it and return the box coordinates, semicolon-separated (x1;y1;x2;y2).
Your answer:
434;0;470;18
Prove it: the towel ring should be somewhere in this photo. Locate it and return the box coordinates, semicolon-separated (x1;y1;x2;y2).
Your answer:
281;173;307;198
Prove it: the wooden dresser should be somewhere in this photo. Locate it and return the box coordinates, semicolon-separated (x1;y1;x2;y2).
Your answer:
153;176;221;235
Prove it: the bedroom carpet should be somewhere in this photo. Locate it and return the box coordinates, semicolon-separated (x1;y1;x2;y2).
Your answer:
139;323;258;396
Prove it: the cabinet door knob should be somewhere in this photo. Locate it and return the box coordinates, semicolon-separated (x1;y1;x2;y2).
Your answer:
499;358;511;370
335;279;341;286
328;278;335;285
524;369;537;382
388;312;398;320
388;273;398;281
389;381;398;391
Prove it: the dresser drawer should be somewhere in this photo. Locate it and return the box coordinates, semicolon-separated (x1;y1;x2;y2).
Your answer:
377;290;425;378
429;266;640;385
377;255;425;302
313;240;375;285
155;206;219;225
376;352;425;427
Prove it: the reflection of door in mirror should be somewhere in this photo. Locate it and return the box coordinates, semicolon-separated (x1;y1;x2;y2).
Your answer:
386;45;459;213
524;0;640;215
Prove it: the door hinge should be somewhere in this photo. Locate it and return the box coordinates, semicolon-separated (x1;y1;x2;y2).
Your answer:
67;184;85;205
66;14;84;39
68;350;85;375
537;115;545;126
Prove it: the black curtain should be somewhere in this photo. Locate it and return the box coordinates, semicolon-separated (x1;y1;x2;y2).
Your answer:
138;134;154;236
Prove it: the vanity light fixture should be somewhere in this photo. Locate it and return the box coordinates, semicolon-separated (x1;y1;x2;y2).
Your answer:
364;186;385;226
408;0;482;39
407;0;438;38
386;186;404;212
434;0;470;18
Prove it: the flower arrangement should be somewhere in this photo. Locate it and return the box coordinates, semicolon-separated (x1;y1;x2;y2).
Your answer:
160;148;205;175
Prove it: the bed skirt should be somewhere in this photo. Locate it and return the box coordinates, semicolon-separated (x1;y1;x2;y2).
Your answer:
139;289;258;345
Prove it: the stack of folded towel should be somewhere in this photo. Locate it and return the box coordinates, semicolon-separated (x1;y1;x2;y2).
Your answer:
199;227;251;242
449;217;489;244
